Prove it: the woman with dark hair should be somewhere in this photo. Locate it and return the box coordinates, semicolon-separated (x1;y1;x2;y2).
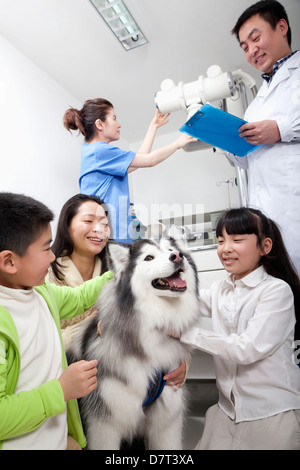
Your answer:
63;99;196;243
48;194;188;451
180;207;300;450
47;194;110;348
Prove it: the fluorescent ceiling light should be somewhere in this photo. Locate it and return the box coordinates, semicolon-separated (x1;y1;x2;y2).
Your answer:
89;0;148;51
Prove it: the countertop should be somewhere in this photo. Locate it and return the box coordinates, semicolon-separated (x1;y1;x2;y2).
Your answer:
187;240;218;252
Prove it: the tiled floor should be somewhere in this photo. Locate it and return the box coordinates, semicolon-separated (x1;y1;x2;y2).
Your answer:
183;380;218;450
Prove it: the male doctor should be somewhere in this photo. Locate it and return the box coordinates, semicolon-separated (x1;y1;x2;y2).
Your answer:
230;0;300;277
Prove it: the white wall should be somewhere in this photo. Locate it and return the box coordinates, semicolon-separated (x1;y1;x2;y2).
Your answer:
129;130;240;226
0;33;84;232
0;31;239;234
0;32;133;235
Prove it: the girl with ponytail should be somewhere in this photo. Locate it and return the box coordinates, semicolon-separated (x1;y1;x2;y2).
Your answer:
63;99;196;243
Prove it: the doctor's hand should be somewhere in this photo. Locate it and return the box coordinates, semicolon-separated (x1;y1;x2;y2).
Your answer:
239;119;281;145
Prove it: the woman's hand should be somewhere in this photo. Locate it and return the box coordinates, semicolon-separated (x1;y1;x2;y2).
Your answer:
175;133;198;149
151;109;170;129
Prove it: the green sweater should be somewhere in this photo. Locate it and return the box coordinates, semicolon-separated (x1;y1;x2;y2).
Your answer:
0;271;113;450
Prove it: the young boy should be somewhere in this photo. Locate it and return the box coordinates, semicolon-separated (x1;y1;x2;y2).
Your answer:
229;0;300;281
0;192;113;450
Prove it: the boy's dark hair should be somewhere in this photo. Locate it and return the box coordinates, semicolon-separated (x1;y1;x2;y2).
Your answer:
0;192;54;256
232;0;291;47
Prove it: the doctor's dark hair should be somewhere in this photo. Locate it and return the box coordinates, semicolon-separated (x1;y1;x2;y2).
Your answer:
232;0;292;47
0;192;54;256
216;207;300;340
63;98;113;142
50;193;109;280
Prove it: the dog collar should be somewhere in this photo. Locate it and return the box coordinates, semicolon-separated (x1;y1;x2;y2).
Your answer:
143;370;166;407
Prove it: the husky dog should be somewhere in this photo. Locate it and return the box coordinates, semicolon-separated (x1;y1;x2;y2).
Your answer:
67;236;199;450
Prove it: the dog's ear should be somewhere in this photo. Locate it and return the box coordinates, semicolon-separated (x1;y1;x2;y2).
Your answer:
106;242;130;278
162;224;188;251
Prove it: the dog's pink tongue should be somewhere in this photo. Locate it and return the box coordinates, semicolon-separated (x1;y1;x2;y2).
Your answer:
165;273;186;288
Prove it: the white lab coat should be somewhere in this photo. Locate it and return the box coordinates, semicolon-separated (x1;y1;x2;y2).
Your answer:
229;51;300;276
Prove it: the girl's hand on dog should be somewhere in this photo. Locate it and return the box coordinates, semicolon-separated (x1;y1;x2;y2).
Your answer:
168;330;180;339
58;360;98;401
164;361;187;389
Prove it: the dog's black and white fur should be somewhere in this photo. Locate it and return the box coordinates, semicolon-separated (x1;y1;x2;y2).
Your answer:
67;236;199;450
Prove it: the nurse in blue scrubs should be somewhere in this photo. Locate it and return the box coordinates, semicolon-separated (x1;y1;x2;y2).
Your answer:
63;98;196;243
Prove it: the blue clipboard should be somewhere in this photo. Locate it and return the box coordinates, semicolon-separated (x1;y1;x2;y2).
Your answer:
180;104;260;157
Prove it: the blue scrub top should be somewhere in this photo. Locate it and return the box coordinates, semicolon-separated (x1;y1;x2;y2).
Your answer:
79;141;135;243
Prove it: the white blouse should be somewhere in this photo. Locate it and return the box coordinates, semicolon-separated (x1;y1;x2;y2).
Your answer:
181;266;300;422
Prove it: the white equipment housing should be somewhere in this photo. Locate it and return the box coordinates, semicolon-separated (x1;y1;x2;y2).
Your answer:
154;65;258;206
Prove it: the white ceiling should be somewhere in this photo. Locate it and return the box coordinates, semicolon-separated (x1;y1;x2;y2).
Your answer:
0;0;299;143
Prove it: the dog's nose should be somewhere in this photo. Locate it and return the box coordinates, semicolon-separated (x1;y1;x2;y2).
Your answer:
169;251;184;264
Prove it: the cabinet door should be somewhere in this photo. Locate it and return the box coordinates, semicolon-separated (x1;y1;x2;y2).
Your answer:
198;269;227;289
187;262;227;381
